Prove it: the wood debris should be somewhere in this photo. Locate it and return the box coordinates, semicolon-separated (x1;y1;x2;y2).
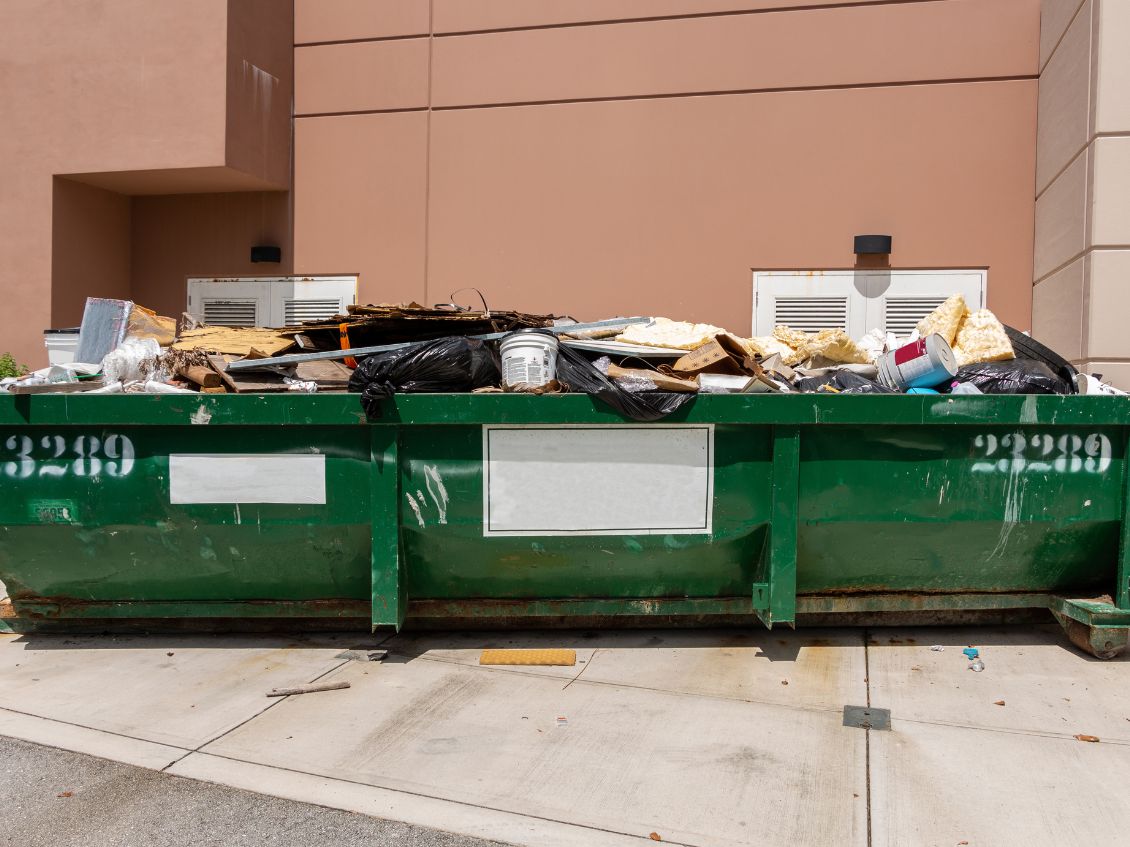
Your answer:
207;355;354;393
173;327;295;357
275;303;556;353
266;680;351;697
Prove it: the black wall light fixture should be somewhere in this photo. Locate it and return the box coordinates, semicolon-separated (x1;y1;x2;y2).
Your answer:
854;234;892;255
250;245;282;263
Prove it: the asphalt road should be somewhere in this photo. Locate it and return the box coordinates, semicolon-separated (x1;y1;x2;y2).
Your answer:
0;735;509;847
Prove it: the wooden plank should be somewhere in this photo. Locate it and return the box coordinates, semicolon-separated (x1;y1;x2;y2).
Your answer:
266;681;350;697
295;359;354;387
178;365;221;388
8;379;106;395
207;356;241;394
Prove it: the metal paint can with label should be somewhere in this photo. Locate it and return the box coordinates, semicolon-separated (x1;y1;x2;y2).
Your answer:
878;334;957;391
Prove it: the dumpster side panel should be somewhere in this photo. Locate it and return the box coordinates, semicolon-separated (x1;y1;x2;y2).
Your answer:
797;425;1122;594
397;423;773;600
0;424;372;604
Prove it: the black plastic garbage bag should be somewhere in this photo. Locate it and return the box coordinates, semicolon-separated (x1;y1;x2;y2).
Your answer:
951;360;1072;395
349;336;500;415
1004;325;1077;391
795;370;894;394
555;344;696;422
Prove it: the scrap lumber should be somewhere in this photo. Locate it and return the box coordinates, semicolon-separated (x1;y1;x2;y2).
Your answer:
207;356;241;394
266;681;350;697
8;379;106;395
207;354;353;393
177;365;221;389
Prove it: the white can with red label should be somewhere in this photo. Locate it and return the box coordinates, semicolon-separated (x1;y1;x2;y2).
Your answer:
878;334;957;391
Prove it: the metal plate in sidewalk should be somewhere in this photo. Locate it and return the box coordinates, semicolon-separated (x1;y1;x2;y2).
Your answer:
843;705;891;731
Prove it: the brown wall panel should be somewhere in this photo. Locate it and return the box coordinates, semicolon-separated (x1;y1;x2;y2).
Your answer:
296;0;430;44
434;0;1039;107
51;179;132;328
293;113;428;305
295;39;430;114
0;0;231;364
131;192;292;320
434;0;930;33
226;0;294;187
426;81;1037;333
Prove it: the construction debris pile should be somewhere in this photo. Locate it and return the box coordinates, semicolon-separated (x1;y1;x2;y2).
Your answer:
2;294;1124;421
0;299;554;397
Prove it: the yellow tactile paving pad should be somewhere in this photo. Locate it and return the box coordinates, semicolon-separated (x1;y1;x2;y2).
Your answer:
479;649;577;666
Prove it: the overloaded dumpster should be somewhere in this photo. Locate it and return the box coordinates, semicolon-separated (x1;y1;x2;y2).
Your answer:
2;391;1129;658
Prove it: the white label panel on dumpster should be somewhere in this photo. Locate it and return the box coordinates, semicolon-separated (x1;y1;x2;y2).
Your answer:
169;454;326;504
482;425;713;536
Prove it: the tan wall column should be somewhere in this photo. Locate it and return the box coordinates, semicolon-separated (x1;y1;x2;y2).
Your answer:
1034;0;1130;386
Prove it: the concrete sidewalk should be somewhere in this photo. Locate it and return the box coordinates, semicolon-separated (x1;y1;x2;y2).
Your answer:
1;624;1128;846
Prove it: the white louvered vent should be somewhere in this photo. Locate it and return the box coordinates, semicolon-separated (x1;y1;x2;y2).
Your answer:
772;296;849;332
883;296;948;335
202;300;258;327
284;298;343;325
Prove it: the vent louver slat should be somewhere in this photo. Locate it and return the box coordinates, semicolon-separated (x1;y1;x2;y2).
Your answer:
883;296;948;336
772;296;849;332
201;300;258;327
284;298;342;325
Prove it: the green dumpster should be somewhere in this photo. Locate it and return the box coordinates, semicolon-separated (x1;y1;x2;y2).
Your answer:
1;392;1128;657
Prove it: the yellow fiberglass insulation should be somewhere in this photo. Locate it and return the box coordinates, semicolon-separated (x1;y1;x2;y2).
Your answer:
772;325;811;349
952;309;1015;366
743;335;798;362
916;294;969;345
616;317;723;350
798;328;872;365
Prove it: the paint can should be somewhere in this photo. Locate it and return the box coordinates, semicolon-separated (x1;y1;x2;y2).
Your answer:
877;334;957;391
500;329;559;389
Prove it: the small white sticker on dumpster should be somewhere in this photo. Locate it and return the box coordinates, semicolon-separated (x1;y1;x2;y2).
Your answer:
482;425;713;536
169;454;326;504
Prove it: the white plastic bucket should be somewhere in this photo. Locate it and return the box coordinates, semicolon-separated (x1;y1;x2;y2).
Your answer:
43;329;80;366
500;331;559;389
878;334;957;391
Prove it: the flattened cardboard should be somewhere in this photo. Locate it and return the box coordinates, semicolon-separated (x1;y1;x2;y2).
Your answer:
606;363;699;393
672;333;759;376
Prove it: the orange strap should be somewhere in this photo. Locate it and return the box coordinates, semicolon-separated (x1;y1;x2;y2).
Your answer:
339;323;358;369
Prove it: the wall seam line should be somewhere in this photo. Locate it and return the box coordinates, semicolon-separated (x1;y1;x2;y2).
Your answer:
1034;248;1089;284
429;75;1037;112
293;76;1035;120
295;108;429;119
1035;141;1089;202
1029;245;1130;285
1036;129;1130;205
296;33;428;48
294;0;958;44
423;0;434;303
1040;0;1089;75
433;0;945;38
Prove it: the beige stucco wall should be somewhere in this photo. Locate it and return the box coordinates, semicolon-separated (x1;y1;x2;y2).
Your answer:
294;0;1040;334
1;2;1048;365
1033;0;1130;387
0;0;292;366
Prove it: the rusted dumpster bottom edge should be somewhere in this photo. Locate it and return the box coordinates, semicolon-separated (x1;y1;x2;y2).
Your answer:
0;591;1088;634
